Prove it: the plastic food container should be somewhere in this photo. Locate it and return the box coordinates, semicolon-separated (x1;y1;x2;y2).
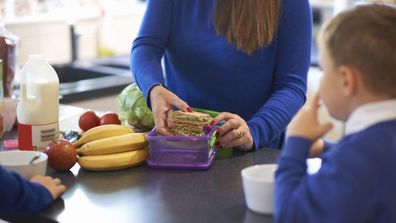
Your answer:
146;128;216;170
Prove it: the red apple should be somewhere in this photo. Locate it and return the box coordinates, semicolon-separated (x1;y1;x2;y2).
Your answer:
79;111;100;131
45;140;78;171
99;112;121;125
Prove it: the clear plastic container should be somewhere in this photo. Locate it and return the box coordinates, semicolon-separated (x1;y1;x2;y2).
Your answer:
146;128;217;170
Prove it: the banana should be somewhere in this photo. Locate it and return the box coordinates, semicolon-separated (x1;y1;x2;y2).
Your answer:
78;149;148;171
76;133;148;156
74;124;134;148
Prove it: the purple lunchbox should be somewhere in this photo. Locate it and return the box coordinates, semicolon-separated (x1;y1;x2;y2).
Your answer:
146;128;216;170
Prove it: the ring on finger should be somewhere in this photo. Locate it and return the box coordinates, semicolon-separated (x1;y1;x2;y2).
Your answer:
234;128;243;138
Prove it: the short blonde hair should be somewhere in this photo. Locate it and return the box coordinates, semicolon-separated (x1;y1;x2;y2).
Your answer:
319;4;396;97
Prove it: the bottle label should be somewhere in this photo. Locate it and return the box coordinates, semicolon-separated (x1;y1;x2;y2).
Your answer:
18;122;59;151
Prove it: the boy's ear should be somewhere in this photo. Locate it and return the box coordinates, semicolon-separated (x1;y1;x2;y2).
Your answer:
338;65;358;97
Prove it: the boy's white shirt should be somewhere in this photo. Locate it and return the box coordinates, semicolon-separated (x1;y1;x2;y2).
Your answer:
345;99;396;136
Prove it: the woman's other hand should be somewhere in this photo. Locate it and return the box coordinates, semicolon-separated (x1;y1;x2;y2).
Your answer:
30;175;66;200
149;85;191;136
212;112;254;151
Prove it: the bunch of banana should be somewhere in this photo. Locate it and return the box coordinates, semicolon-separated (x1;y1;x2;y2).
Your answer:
74;124;149;171
74;124;134;147
78;149;148;171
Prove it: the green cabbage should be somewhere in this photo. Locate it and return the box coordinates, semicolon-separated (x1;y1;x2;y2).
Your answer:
117;83;154;131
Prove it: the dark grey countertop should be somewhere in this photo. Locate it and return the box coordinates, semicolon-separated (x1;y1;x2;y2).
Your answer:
1;127;279;223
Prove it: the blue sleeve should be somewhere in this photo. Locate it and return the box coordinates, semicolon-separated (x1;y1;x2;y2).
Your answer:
131;0;171;106
247;0;312;149
0;166;53;215
322;139;336;154
275;137;378;223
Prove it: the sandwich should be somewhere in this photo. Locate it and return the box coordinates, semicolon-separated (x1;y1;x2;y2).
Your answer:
170;111;213;136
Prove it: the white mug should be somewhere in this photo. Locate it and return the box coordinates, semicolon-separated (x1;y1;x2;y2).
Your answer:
241;164;277;214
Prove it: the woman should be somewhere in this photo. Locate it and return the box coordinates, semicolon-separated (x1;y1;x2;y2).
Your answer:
131;0;312;150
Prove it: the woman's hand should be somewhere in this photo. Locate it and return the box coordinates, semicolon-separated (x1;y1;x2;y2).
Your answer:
149;85;191;136
30;175;66;200
288;93;333;141
212;112;254;151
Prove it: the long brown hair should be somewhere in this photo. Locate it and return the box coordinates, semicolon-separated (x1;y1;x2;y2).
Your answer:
213;0;281;55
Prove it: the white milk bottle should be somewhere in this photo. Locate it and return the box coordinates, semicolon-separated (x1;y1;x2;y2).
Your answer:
17;55;59;151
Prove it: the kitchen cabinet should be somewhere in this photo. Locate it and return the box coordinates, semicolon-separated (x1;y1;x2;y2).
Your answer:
6;17;99;66
5;1;146;66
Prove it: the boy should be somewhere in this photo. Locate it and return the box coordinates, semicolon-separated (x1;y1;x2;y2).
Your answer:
0;166;66;214
275;4;396;223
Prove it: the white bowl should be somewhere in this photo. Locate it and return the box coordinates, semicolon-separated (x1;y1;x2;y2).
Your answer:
0;150;48;179
241;164;277;214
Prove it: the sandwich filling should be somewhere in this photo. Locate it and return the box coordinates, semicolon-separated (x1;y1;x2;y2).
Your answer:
170;111;213;136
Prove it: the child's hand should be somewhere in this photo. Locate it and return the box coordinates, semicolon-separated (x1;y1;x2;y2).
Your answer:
309;139;324;157
288;93;333;141
30;175;66;199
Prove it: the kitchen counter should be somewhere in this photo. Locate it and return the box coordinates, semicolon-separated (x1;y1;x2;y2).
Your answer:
0;108;279;223
1;148;278;223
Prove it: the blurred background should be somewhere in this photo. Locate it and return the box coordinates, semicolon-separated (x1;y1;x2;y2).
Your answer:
0;0;147;65
1;0;394;66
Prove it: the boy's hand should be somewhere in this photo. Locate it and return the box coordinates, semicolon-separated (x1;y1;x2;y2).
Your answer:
288;93;333;141
310;139;324;157
30;175;66;200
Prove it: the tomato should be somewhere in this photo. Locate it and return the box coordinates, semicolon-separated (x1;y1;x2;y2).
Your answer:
79;111;100;131
99;112;121;125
